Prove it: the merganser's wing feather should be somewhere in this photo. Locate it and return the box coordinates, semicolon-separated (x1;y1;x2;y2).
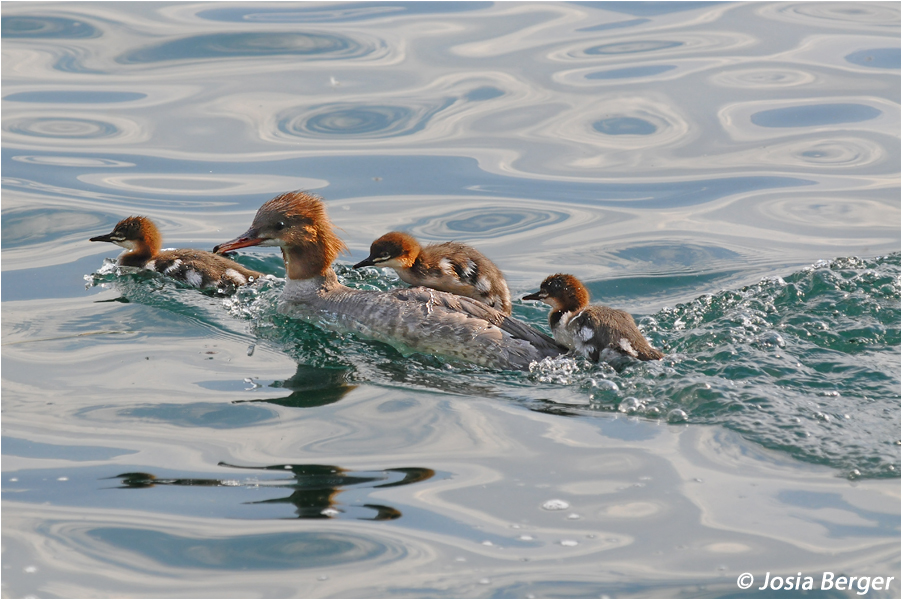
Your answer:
280;279;562;370
396;286;562;357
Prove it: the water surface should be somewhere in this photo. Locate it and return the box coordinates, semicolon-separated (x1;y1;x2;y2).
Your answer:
2;2;900;598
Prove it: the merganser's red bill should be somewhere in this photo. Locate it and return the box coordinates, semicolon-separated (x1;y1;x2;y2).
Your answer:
214;229;262;254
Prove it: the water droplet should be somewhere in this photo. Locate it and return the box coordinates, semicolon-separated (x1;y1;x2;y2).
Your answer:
618;397;643;414
57;477;68;481
24;566;37;573
667;409;688;423
246;344;255;356
454;557;466;562
592;378;619;391
567;513;581;520
542;499;569;510
759;331;785;347
478;578;491;585
481;540;493;546
321;508;340;517
519;534;534;541
559;539;579;547
317;575;329;581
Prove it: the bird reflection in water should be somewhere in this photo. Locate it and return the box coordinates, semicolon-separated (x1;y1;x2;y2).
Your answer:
236;364;358;409
113;463;435;520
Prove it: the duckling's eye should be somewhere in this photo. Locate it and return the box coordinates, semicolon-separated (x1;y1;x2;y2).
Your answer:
275;221;285;231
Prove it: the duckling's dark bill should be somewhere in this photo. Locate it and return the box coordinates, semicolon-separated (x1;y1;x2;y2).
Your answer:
522;290;547;301
352;257;376;269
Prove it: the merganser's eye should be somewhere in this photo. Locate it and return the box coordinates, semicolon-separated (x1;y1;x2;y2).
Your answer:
275;221;285;231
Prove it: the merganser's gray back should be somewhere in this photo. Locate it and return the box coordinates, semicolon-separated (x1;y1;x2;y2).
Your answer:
281;270;561;370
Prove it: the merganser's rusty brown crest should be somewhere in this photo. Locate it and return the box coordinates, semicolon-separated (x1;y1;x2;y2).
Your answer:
90;215;262;289
524;273;664;362
353;231;513;315
215;191;562;370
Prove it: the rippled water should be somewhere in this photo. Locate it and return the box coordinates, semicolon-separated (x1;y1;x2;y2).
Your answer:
3;2;900;598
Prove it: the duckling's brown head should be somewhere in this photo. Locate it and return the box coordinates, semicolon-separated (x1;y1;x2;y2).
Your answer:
90;216;162;255
352;231;421;270
522;273;590;312
214;191;347;279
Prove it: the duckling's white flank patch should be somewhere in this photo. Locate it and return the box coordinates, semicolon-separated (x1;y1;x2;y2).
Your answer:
438;258;454;275
185;270;203;287
164;259;182;275
225;268;246;285
618;337;637;357
578;326;594;342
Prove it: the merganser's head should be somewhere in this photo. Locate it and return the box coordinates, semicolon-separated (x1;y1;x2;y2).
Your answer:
523;273;590;312
352;231;421;270
90;216;162;255
214;191;346;278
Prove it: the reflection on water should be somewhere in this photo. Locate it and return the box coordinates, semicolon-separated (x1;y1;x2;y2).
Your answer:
2;15;100;39
114;462;435;521
119;31;375;64
751;103;883;127
2;1;899;597
87;527;397;571
233;364;358;408
278;100;454;139
845;47;901;68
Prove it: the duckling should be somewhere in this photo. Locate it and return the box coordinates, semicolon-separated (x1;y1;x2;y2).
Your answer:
90;215;262;289
523;273;663;362
214;192;561;370
353;232;512;315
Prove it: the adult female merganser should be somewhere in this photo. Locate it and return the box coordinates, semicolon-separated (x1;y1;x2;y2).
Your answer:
523;273;664;362
90;215;262;289
214;191;561;370
352;232;513;315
